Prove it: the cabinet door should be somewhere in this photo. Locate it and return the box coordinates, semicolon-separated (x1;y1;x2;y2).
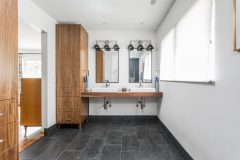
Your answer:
0;0;18;100
80;27;88;91
57;108;80;124
0;122;18;153
56;25;81;88
0;146;18;160
0;100;17;127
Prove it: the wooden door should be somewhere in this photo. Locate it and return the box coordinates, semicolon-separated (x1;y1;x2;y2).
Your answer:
0;0;18;100
56;24;81;88
20;78;41;126
0;0;18;158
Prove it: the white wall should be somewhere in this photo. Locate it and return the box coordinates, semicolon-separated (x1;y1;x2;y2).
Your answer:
88;30;160;115
157;0;240;160
18;17;41;51
19;0;57;128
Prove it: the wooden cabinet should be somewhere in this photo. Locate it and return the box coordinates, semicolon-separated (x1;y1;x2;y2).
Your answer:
56;24;89;127
20;78;41;127
0;146;18;160
0;122;18;153
0;0;18;158
0;100;17;127
0;0;18;101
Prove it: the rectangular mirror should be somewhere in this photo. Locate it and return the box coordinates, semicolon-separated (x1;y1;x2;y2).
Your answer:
129;50;152;83
96;50;119;83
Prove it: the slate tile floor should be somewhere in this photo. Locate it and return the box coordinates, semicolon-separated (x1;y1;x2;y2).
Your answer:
20;117;185;160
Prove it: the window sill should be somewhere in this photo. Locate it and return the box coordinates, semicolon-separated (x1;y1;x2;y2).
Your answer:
160;80;215;85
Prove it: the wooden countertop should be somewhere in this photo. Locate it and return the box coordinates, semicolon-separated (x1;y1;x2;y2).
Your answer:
81;91;163;98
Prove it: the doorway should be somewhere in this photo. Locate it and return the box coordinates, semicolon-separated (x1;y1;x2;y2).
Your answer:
18;18;45;151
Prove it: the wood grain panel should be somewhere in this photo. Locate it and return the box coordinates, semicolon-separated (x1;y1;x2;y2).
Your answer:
0;122;18;154
0;0;18;158
56;25;81;88
0;0;18;100
56;24;89;126
0;146;18;160
57;97;81;106
57;109;80;124
57;87;81;97
20;79;41;126
81;91;163;98
80;26;89;91
0;99;17;127
96;50;105;83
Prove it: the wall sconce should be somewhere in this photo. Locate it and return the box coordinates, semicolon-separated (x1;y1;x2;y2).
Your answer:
146;42;154;51
93;40;120;51
104;41;111;51
127;40;154;51
94;43;101;51
127;42;134;51
137;41;144;51
113;42;120;51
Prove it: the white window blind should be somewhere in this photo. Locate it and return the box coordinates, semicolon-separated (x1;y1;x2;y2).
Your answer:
160;0;215;82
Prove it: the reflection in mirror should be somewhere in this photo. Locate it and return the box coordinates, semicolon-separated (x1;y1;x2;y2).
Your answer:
129;50;152;83
96;50;119;83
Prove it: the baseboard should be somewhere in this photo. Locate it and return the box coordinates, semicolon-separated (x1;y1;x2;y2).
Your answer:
44;124;58;136
159;120;194;160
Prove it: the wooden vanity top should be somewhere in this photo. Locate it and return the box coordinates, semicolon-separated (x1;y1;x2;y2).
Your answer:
81;91;163;98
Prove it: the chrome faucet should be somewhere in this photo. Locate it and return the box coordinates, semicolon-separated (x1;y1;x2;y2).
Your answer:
139;81;143;87
105;80;110;88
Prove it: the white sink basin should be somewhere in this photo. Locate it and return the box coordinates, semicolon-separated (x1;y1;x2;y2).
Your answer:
129;87;156;92
92;87;118;92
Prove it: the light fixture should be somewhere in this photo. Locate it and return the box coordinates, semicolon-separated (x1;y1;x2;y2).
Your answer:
104;41;111;51
94;43;101;51
137;41;144;51
146;42;154;51
113;42;120;51
128;42;134;51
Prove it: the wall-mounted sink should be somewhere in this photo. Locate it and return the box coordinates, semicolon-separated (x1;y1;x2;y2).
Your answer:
129;87;156;92
92;87;118;92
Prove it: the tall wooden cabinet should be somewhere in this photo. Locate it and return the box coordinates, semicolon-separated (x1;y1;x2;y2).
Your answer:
56;24;89;128
0;0;19;159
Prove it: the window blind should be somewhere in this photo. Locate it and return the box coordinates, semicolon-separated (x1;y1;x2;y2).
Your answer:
160;0;215;82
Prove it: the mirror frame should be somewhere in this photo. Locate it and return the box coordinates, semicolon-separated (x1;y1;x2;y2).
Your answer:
128;50;153;83
233;0;240;52
95;50;120;83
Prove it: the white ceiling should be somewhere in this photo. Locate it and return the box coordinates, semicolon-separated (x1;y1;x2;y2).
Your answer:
31;0;175;30
18;18;41;51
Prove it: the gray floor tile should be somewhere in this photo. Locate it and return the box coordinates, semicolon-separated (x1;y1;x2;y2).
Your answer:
19;118;185;160
33;143;66;160
90;124;109;139
100;145;121;160
80;139;104;159
122;135;139;152
57;151;82;160
106;131;122;144
109;121;124;131
66;134;90;151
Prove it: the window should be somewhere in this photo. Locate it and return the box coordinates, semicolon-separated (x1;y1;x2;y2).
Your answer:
160;0;215;82
20;54;42;78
